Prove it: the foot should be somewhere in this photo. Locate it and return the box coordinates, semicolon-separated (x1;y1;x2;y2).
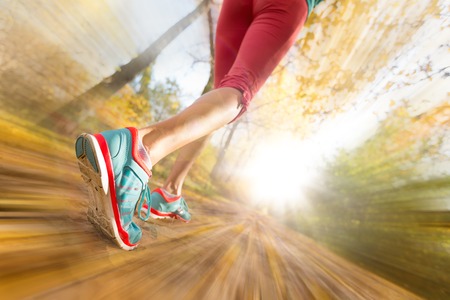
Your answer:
75;127;153;250
141;188;191;223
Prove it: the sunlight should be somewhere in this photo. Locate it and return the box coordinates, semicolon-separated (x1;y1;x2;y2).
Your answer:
243;135;320;212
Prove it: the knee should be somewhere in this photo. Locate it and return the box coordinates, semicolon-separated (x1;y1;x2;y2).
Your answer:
256;0;308;41
282;0;308;34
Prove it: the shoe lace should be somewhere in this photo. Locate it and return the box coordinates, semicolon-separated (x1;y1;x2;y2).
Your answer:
137;185;152;221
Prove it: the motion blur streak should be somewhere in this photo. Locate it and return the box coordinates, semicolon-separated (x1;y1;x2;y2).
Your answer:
0;115;421;299
1;0;448;299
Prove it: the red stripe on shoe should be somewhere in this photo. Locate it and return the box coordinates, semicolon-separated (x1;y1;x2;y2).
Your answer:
150;207;173;217
154;187;181;203
94;133;137;248
126;127;152;176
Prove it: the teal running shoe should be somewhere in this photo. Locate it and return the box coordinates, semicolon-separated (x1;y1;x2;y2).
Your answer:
141;188;191;223
75;127;153;250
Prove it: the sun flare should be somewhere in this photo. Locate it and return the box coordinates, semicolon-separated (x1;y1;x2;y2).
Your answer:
243;136;321;212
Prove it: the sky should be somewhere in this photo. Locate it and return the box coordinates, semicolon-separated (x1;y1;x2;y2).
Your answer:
153;16;211;106
147;1;212;106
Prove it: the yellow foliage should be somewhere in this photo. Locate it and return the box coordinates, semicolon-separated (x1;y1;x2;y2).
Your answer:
249;0;443;137
97;85;152;128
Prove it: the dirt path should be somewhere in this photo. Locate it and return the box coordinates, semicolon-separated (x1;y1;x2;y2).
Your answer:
0;115;422;299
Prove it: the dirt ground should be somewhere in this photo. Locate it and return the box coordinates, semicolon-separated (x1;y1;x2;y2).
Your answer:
0;114;422;299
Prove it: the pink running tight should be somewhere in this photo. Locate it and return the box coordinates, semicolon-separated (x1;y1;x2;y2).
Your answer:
214;0;308;117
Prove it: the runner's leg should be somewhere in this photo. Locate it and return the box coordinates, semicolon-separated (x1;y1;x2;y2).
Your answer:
216;0;308;117
140;0;308;166
158;0;254;195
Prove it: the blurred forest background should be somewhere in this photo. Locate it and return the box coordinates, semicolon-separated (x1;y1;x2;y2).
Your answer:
0;0;449;299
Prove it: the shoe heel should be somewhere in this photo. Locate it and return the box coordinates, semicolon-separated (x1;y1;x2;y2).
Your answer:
76;135;99;173
75;134;138;251
76;135;115;240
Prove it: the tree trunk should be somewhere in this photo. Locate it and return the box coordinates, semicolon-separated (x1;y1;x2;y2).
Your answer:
201;6;215;95
40;0;210;135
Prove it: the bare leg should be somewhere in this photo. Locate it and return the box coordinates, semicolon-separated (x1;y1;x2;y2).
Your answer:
153;0;252;197
162;134;211;195
140;0;307;197
139;87;242;166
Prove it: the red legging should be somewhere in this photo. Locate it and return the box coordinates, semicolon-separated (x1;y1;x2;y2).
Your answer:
214;0;308;117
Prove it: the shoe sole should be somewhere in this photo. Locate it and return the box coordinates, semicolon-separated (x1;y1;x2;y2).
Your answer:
75;133;138;251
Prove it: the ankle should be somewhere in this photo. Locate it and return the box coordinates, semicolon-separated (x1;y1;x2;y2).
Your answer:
163;183;182;196
136;132;152;170
138;127;161;165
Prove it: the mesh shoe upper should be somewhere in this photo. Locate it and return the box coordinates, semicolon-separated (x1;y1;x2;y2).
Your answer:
99;128;152;245
149;188;191;222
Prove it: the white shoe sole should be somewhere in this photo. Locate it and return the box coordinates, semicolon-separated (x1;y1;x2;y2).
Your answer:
76;133;137;251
